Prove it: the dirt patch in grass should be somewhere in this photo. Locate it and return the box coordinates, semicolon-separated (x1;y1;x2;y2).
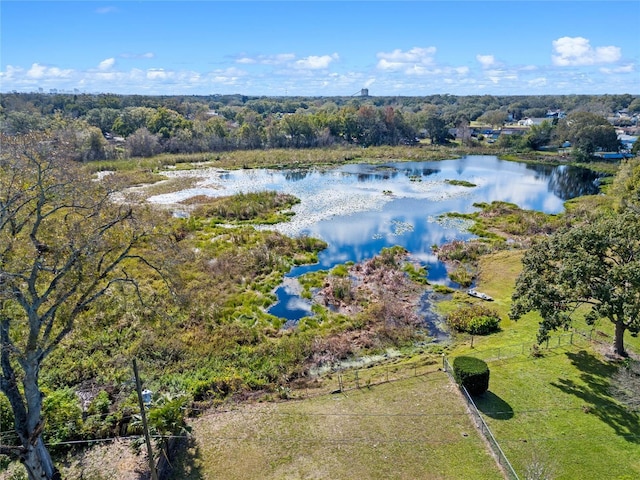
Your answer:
3;439;152;480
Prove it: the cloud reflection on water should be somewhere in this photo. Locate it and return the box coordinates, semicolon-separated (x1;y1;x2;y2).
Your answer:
145;156;600;320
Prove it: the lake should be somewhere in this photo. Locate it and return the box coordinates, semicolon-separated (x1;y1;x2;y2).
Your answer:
149;155;601;321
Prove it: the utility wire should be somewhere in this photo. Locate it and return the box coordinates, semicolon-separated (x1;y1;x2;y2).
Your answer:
40;431;640;448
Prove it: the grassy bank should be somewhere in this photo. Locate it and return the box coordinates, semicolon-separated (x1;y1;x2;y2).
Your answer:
86;145;462;176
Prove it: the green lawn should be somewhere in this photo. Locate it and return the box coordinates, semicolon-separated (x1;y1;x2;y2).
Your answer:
446;250;640;480
477;348;640;480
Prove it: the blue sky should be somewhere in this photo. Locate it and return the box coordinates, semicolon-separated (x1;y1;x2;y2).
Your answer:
1;1;638;96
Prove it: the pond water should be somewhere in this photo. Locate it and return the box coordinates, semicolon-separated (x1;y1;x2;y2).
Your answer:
149;155;601;321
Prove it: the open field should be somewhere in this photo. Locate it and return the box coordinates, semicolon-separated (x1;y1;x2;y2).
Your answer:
169;371;504;480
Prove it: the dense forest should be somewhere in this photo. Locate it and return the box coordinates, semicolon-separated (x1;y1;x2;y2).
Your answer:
1;93;638;160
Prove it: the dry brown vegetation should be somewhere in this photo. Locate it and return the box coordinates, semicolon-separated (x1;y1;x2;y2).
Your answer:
305;248;426;367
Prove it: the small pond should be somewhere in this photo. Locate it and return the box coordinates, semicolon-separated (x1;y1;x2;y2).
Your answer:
149;155;601;321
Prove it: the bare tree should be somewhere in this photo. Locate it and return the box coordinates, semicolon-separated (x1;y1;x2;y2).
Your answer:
0;133;162;479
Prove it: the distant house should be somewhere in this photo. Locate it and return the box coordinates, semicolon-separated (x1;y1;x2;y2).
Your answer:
500;127;527;136
518;117;548;127
546;109;566;119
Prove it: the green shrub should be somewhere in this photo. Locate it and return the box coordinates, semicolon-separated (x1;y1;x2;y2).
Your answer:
452;356;490;396
87;390;111;416
403;263;429;284
449;266;473;287
331;264;350;277
332;278;353;301
42;388;83;445
147;394;191;437
467;315;501;335
0;394;16;447
446;304;501;335
432;284;455;294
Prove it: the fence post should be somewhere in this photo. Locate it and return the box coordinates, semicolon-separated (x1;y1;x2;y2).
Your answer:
570;332;574;345
133;359;158;480
355;370;359;389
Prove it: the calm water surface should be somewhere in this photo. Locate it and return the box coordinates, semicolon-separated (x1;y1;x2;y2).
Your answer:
151;155;601;321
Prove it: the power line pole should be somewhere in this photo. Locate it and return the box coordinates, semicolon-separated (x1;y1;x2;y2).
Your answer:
133;359;158;480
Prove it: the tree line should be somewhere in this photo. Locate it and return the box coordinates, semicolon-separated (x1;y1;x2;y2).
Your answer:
1;92;638;160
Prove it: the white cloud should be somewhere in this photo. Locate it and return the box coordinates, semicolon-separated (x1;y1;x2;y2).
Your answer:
476;54;495;68
0;65;23;80
120;52;155;59
27;63;47;79
26;63;72;79
376;47;437;72
236;53;296;65
486;68;518;84
527;77;547;88
146;69;170;80
295;53;339;70
98;58;115;71
600;64;634;74
552;37;621;66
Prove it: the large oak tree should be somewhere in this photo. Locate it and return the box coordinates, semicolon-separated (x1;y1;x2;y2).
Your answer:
509;212;640;357
0;133;162;479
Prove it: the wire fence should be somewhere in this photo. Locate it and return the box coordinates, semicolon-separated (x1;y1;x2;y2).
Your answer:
443;356;520;480
461;330;592;363
325;356;442;394
1;328;626;478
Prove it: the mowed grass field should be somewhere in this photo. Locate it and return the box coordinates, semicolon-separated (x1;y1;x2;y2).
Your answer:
169;372;504;480
449;249;640;480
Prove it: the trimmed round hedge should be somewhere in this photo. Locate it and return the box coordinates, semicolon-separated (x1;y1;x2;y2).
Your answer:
452;356;490;396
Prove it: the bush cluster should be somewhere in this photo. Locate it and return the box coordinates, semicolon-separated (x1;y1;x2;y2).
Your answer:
452;356;490;395
446;304;501;335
